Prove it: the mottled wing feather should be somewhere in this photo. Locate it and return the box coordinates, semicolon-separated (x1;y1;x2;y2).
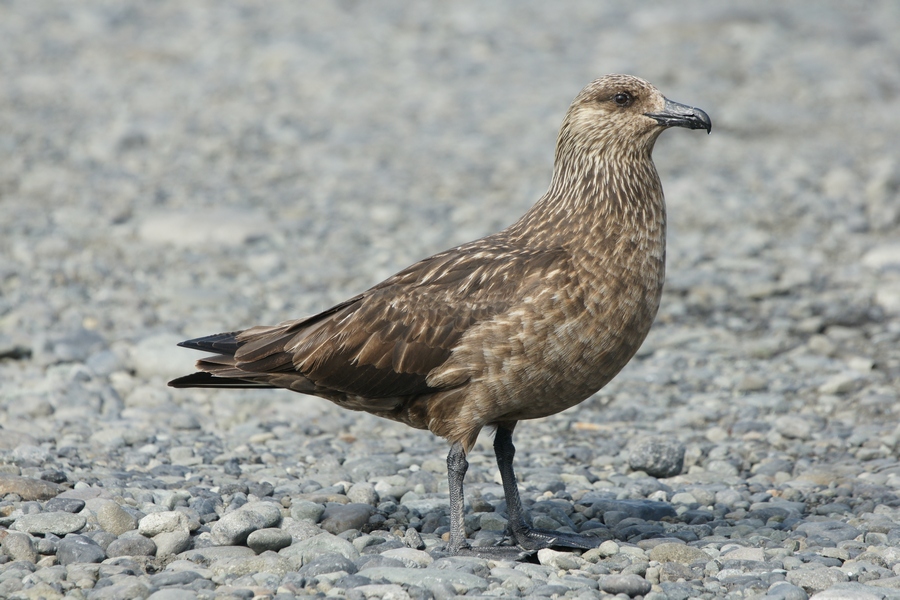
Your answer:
229;242;570;400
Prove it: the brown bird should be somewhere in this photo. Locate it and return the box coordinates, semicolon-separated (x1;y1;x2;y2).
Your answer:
169;74;710;555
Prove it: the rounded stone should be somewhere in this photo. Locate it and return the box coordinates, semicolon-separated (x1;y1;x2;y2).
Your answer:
290;500;325;522
106;534;157;558
628;438;686;478
96;502;139;536
247;528;292;554
14;512;87;536
57;534;106;565
139;511;189;537
319;503;374;535
648;542;710;565
210;501;283;546
1;531;38;563
599;573;652;597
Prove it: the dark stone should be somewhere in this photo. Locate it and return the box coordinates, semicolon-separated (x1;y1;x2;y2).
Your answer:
299;553;359;577
57;534;106;565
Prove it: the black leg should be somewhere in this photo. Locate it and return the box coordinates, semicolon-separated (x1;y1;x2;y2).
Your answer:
494;424;601;551
446;441;469;552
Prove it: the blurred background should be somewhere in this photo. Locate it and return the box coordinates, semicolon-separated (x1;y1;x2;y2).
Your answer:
1;1;898;449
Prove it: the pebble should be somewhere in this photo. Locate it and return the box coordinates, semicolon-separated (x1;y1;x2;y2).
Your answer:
56;534;106;565
247;527;293;553
281;532;360;567
13;512;86;536
297;553;359;576
1;531;38;563
210;501;282;546
648;542;709;564
290;500;325;522
319;502;374;534
94;499;139;536
0;476;61;501
106;534;158;558
599;573;652;596
628;438;686;478
356;566;490;594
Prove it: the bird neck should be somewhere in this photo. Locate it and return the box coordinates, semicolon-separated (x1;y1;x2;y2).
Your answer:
508;143;666;250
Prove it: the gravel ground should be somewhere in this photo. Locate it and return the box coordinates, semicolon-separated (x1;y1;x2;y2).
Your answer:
2;2;900;599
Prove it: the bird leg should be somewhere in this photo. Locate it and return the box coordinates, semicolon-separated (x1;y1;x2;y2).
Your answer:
446;441;470;553
494;425;600;551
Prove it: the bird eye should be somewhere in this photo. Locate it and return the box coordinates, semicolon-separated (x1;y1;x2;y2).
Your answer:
613;92;632;107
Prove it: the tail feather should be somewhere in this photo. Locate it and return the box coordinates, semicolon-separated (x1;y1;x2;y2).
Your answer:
177;331;243;355
168;372;276;389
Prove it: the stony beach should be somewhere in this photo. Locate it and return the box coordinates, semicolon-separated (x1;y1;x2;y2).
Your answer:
2;2;900;599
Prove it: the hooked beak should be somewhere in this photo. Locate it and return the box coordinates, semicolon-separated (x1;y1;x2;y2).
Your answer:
645;98;711;133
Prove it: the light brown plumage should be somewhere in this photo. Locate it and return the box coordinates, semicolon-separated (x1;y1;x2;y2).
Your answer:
170;74;710;554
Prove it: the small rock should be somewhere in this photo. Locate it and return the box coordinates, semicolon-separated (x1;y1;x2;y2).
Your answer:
347;482;378;505
149;570;205;587
403;527;426;550
139;511;189;537
247;528;292;553
0;475;62;501
1;531;38;563
153;529;191;557
96;501;139;536
209;551;293;578
320;502;374;534
649;542;709;565
628;438;686;478
796;521;862;543
146;589;199;600
280;532;360;568
599;573;652;597
57;534;106;565
767;581;809;600
297;553;359;577
355;566;489;594
290;500;325;522
381;548;434;568
106;534;158;558
537;547;585;570
211;501;283;546
44;498;86;513
786;567;849;594
14;512;87;536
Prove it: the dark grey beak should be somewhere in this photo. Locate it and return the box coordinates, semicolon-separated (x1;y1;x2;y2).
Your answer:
645;98;711;133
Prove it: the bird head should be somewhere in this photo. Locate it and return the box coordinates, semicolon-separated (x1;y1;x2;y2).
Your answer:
560;74;711;157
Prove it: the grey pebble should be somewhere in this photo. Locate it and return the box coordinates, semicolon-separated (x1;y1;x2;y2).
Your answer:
146;589;199;600
768;581;810;600
210;501;282;546
152;529;191;557
247;527;292;553
281;532;360;567
320;502;374;534
1;531;38;563
599;573;652;597
356;566;489;594
298;552;359;576
44;497;86;513
628;437;686;478
0;476;61;501
796;521;863;543
106;534;157;558
149;570;205;587
289;499;325;522
403;527;426;550
13;511;86;536
57;534;106;565
786;567;849;595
